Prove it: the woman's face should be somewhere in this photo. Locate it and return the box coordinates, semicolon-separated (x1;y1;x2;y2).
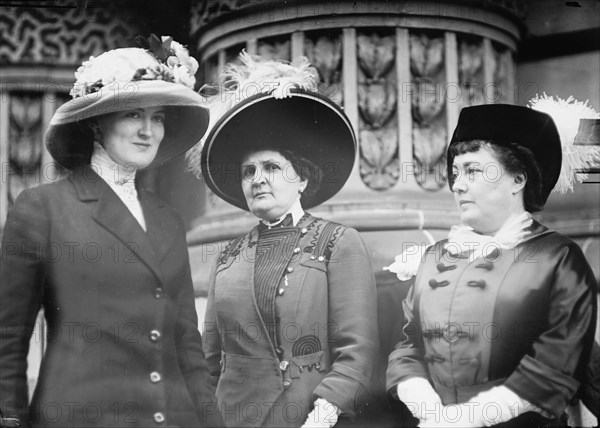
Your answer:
241;150;307;221
451;145;525;234
96;107;165;169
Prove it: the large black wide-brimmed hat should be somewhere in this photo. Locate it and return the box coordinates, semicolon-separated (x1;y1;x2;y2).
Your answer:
447;104;562;207
199;88;356;210
44;37;209;170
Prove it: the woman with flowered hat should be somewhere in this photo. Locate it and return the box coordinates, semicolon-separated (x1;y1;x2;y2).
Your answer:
187;53;379;428
0;36;223;428
385;101;598;427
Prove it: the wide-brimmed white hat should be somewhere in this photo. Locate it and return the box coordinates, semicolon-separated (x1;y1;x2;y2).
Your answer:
45;36;209;169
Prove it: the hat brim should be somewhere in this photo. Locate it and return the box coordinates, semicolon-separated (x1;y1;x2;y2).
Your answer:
447;104;562;207
45;80;209;169
201;89;356;210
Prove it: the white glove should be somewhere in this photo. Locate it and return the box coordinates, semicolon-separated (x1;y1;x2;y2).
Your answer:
396;377;443;425
419;386;545;427
301;398;340;428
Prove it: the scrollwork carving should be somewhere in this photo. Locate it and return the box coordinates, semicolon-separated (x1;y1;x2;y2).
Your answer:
305;34;343;104
359;128;399;191
257;38;290;61
410;31;447;191
0;6;135;64
8;94;43;203
458;38;484;109
357;33;395;80
357;32;398;191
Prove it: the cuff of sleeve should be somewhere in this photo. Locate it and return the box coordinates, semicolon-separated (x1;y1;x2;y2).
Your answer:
505;355;579;418
395;377;442;422
313;371;368;419
386;351;428;395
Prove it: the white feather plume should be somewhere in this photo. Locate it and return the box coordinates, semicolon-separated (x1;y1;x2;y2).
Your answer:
529;93;600;193
187;51;319;177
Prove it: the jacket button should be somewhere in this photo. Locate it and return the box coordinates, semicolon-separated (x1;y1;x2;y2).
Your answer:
286;266;294;273
149;330;161;342
467;280;486;289
283;379;292;389
278;288;285;296
275;346;285;357
293;247;300;254
301;228;308;234
154;288;164;299
150;371;162;383
153;412;165;424
317;256;325;262
279;360;290;371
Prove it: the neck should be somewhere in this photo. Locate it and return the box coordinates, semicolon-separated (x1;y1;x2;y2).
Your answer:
474;210;530;236
261;198;305;226
90;142;136;184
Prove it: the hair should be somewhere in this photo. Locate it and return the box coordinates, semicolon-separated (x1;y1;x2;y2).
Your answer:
448;140;544;212
241;147;323;205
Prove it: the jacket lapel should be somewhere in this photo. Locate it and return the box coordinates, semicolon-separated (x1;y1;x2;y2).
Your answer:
140;191;178;264
72;166;167;285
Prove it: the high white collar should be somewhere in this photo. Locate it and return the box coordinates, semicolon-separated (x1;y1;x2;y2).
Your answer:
445;211;533;260
260;198;305;227
90;141;137;186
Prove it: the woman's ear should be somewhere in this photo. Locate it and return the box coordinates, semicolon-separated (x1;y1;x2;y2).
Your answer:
512;172;527;194
299;177;308;193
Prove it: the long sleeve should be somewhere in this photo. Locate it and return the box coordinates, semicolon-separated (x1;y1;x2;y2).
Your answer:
312;228;379;419
202;254;223;390
386;272;428;393
0;188;48;424
504;241;597;418
172;218;223;427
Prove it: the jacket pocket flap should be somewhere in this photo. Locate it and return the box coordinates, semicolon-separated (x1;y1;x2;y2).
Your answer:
289;351;325;378
299;258;327;272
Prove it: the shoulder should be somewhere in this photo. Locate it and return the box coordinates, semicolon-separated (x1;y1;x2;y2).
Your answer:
217;232;251;266
10;175;75;211
304;215;366;256
524;227;585;257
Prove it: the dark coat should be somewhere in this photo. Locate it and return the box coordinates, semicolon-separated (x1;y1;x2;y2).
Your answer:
0;166;222;427
387;221;597;419
203;215;379;427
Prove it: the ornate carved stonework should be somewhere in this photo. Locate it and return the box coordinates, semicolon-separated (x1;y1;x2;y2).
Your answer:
304;32;343;103
358;32;398;191
0;5;133;65
410;31;447;191
458;36;485;110
257;37;290;61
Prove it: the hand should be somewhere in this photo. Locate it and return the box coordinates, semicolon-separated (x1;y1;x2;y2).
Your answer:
419;403;481;428
0;417;22;428
396;378;443;425
301;398;340;428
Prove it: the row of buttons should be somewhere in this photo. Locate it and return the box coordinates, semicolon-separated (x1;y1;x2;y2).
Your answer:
151;289;164;424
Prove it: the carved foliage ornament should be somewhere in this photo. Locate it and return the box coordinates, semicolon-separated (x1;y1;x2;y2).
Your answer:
410;32;447;191
357;33;399;191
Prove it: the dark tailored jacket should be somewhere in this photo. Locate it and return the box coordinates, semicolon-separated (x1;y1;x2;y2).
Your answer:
386;221;597;419
203;214;379;427
0;166;222;428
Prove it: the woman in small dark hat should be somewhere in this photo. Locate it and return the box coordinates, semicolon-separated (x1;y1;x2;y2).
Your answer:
386;104;597;427
187;53;378;428
0;37;222;428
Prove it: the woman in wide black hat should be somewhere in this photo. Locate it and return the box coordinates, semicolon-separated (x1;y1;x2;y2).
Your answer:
386;103;597;427
187;53;379;428
0;37;222;428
